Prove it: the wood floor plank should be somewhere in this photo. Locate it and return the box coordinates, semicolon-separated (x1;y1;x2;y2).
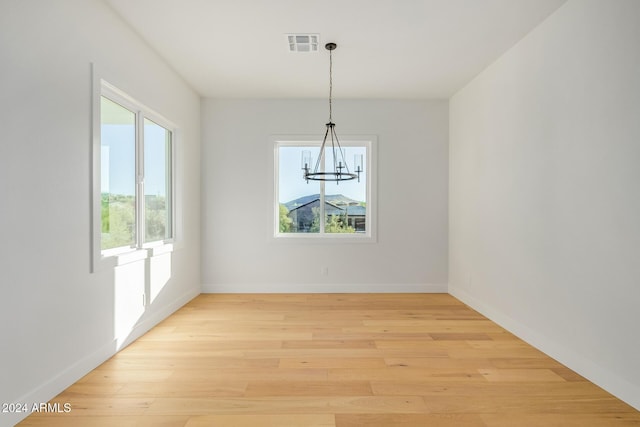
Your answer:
184;414;335;427
124;340;284;351
343;323;502;334
335;413;486;427
281;340;377;349
374;339;470;350
279;357;387;369
168;368;328;382
551;366;589;382
384;357;493;369
244;381;373;397
430;333;493;340
116;381;249;398
137;331;313;341
477;368;566;382
422;395;637;414
100;356;280;370
77;369;174;384
480;413;640;427
328;367;488;382
144;396;429;415
36;397;153;416
16;293;640;426
447;346;548;359
488;357;566;369
17;415;190;427
57;383;125;397
312;331;435;341
244;348;448;359
371;381;613;397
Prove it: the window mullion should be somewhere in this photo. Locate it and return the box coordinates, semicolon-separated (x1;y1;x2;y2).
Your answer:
166;131;173;241
319;181;325;234
319;149;325;234
136;111;145;248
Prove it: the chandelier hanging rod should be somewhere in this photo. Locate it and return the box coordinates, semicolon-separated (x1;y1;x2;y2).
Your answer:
302;42;362;183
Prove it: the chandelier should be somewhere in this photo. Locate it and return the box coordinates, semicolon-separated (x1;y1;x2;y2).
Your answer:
302;42;362;183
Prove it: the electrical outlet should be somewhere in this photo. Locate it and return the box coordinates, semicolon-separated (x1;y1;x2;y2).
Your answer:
321;266;329;276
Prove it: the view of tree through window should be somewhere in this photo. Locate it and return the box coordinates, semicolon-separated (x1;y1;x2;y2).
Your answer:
277;144;368;236
100;94;173;252
143;118;172;243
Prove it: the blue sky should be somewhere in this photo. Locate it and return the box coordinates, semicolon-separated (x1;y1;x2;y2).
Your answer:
101;123;169;197
278;145;367;204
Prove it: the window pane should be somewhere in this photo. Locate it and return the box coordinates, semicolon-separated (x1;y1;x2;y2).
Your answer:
144;118;172;243
278;146;320;233
324;146;367;233
100;96;136;250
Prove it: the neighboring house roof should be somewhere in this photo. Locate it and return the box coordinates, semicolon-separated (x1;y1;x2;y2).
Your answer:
339;205;366;216
288;199;343;214
287;198;366;217
284;194;364;212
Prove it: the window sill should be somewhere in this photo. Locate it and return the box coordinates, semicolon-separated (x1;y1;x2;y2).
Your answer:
114;248;149;265
144;242;174;257
93;243;174;272
272;233;376;244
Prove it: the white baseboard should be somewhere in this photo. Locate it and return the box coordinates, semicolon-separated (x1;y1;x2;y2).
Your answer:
202;283;448;293
449;285;640;411
3;288;199;427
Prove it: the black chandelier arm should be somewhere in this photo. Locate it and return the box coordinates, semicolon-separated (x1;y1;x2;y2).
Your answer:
329;124;351;175
312;123;332;175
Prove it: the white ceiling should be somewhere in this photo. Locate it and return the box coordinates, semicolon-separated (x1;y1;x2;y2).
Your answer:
104;0;567;99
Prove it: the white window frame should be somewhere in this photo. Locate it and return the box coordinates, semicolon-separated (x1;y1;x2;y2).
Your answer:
271;135;377;242
91;74;176;272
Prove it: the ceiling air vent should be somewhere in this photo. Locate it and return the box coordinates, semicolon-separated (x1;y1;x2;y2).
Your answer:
286;34;319;52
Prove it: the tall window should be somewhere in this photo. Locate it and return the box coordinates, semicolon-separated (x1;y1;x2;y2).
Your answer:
93;81;174;269
274;138;374;239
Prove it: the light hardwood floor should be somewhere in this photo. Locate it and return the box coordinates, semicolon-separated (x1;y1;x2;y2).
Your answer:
18;294;640;426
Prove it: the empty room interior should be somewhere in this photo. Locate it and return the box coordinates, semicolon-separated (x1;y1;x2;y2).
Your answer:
1;0;639;426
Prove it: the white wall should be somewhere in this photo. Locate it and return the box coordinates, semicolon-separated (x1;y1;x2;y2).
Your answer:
449;0;640;410
202;99;448;292
0;1;201;425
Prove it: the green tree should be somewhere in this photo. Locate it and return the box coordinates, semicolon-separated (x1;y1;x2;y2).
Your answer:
101;194;135;249
145;195;167;242
325;213;355;233
279;204;293;233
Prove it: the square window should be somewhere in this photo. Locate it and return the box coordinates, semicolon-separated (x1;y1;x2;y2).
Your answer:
274;138;375;240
